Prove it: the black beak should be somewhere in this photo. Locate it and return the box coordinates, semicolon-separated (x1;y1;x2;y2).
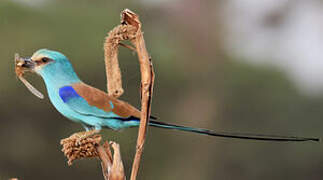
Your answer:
20;57;36;69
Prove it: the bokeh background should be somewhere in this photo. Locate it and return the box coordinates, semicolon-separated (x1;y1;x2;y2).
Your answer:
1;0;323;179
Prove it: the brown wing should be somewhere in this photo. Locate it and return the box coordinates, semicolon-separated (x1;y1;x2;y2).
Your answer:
72;82;141;119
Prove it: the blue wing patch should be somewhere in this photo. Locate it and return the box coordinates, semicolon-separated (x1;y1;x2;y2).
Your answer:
58;86;120;119
59;86;80;102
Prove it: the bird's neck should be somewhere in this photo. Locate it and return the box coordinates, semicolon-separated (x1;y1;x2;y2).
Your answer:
38;64;81;90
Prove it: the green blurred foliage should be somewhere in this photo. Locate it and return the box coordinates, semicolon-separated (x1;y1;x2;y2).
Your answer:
0;0;322;180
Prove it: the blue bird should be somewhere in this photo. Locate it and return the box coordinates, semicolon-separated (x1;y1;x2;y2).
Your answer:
18;49;319;142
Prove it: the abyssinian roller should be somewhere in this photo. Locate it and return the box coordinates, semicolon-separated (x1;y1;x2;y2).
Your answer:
17;49;319;142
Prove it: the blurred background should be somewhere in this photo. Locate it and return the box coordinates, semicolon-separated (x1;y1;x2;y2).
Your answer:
1;0;323;179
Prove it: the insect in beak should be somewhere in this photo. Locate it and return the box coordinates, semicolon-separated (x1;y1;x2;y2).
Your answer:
15;53;44;99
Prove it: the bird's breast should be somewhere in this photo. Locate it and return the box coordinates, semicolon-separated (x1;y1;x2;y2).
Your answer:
47;86;81;122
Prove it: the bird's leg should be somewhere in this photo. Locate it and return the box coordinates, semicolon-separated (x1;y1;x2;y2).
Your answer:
81;123;91;131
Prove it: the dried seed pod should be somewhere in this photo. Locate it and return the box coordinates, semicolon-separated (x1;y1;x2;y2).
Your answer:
60;133;102;165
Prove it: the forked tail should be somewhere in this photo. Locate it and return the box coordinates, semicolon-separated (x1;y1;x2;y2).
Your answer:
148;120;319;142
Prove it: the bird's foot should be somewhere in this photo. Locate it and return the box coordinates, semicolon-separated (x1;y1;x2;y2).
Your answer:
72;129;100;146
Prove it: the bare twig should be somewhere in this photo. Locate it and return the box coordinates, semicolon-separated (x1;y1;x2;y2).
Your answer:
97;142;113;179
104;9;154;179
108;142;125;180
120;9;155;180
97;141;125;180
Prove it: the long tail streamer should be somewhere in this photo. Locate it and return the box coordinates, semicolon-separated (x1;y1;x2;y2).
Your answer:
148;120;319;142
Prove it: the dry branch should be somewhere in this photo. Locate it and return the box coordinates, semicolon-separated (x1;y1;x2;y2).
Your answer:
107;142;125;180
104;9;155;180
60;134;125;180
120;9;155;180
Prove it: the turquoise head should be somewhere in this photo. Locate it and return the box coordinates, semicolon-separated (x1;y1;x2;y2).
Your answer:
27;49;81;88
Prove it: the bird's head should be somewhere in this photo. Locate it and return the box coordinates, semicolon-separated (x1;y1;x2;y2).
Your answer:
18;49;80;87
21;49;69;73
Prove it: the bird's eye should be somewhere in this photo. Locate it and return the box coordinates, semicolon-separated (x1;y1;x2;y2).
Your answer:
41;57;49;63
